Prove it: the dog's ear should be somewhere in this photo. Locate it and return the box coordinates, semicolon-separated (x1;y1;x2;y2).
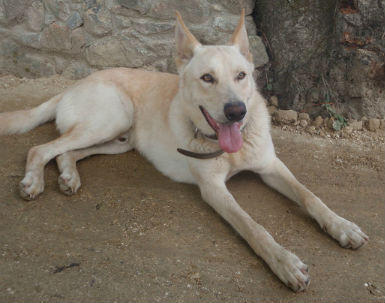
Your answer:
175;11;201;71
229;9;252;63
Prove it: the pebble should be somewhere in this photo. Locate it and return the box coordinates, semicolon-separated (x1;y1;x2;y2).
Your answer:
274;109;298;123
270;96;279;107
298;112;310;121
299;119;308;128
367;118;380;131
380;119;385;130
349;120;363;130
312;116;323;127
267;105;277;115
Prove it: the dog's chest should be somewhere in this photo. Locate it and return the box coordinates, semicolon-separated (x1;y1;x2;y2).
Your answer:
134;125;195;184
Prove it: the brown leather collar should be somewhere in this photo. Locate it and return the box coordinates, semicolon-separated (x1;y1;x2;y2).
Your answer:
177;148;224;159
177;126;223;160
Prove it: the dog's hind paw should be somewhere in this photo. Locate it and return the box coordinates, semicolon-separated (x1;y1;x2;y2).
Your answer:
19;172;44;200
58;171;81;195
269;248;310;292
323;216;368;250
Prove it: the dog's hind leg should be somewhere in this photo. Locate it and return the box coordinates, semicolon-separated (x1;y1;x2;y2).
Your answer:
19;125;130;200
56;133;133;195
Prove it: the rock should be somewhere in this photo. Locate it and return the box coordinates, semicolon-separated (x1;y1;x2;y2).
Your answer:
0;0;33;25
267;105;277;115
367;118;380;131
117;0;152;14
249;35;269;68
66;11;83;30
25;1;44;32
44;0;71;22
327;117;335;130
12;29;41;49
41;22;71;51
324;117;331;128
299;120;308;128
70;27;85;53
380;119;385;130
274;109;298;124
312;116;323;127
298;112;310;121
343;126;353;134
62;61;93;79
306;125;317;135
85;36;153;68
84;5;112;37
270;96;279;107
349;120;363;130
130;19;174;35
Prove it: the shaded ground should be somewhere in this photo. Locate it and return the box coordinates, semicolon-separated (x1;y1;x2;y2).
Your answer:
0;75;384;302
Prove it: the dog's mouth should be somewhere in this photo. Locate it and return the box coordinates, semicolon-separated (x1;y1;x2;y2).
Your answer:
199;106;243;153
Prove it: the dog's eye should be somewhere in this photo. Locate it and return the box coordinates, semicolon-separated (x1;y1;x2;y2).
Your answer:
200;74;214;83
236;72;246;81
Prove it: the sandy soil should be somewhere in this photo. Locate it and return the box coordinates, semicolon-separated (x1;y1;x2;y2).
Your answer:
0;75;384;302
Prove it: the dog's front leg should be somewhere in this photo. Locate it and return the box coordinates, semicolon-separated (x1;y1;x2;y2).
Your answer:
258;157;368;249
197;175;310;291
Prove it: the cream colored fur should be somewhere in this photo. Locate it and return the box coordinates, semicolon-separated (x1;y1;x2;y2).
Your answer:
0;10;368;292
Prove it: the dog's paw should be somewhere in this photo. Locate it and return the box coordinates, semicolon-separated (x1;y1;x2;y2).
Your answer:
19;172;44;200
323;216;368;249
269;248;310;292
58;170;81;195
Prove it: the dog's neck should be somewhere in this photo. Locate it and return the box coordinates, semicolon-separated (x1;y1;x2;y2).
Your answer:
176;121;224;159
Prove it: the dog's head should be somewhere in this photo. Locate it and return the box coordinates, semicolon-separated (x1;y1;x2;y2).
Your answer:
175;10;256;153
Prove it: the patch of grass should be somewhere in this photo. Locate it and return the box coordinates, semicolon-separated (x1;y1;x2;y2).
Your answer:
322;97;348;131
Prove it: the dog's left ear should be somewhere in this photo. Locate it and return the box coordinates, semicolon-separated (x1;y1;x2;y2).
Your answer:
175;11;201;71
229;9;252;63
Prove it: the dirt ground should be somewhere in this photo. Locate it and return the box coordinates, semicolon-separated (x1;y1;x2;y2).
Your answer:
0;75;384;303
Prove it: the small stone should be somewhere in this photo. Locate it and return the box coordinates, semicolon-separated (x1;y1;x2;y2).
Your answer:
71;28;85;53
190;272;201;280
299;119;308;128
274;109;298;124
312;116;323;127
349;119;363;130
380;119;385;130
66;11;83;30
249;35;269;68
267;105;277;115
306;125;316;134
343;126;353;134
84;6;112;37
41;22;71;51
327;117;335;130
298;112;310;121
367;118;380;131
323;117;329;127
25;1;44;32
270;96;279;107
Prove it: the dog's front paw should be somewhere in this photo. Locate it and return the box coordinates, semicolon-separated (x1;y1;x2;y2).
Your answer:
58;170;81;195
269;248;310;292
323;216;368;249
19;171;44;200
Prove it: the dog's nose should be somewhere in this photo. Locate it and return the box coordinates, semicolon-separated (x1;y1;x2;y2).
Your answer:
224;101;246;122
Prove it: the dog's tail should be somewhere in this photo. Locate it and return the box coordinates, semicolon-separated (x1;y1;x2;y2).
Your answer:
0;94;62;135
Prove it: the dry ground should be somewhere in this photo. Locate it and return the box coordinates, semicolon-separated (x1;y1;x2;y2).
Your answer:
0;75;384;302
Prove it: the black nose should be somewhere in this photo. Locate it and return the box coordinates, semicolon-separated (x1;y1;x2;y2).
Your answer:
224;101;246;122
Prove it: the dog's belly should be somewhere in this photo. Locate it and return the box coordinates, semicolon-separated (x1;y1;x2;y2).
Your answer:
134;129;196;185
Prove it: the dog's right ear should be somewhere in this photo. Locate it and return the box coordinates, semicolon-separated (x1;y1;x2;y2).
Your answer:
175;11;201;71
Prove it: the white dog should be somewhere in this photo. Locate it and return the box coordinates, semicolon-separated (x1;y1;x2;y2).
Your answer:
0;10;368;291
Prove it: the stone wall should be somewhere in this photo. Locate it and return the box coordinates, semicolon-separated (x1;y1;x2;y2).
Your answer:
0;0;268;79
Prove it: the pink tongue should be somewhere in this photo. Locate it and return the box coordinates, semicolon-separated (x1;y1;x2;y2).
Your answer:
218;122;243;153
